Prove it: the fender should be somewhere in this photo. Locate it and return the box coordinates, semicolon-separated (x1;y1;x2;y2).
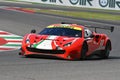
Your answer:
102;34;112;50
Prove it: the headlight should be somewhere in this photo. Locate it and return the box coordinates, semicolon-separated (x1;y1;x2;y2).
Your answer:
26;39;30;44
64;42;72;47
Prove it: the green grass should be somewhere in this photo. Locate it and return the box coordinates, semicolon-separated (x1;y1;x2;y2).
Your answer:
36;9;120;21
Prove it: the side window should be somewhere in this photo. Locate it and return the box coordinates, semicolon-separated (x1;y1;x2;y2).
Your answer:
84;28;92;38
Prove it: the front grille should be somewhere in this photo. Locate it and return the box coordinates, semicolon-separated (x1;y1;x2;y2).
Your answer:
27;47;65;54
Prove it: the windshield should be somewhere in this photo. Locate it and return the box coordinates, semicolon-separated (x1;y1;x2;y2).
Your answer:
39;28;82;37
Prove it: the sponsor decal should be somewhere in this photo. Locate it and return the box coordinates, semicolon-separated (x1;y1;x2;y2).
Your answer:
41;0;47;2
69;0;120;8
69;0;93;6
99;0;108;7
0;30;23;52
99;0;120;8
47;24;82;30
41;0;63;3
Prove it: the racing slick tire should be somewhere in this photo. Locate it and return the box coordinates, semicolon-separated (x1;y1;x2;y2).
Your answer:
80;42;88;60
101;41;111;59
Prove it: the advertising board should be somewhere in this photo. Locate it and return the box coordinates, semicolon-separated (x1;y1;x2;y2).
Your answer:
20;0;120;10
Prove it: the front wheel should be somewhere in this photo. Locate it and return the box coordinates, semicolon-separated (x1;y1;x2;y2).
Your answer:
80;42;88;60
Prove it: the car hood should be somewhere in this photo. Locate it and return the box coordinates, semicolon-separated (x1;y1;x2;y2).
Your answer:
27;34;79;50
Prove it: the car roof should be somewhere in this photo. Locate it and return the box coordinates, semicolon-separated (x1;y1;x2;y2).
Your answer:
47;24;84;31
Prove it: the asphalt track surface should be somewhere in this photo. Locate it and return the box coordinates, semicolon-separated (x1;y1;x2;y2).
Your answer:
0;2;120;80
0;1;120;26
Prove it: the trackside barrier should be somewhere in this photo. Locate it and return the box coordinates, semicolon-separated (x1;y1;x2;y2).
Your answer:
19;0;120;10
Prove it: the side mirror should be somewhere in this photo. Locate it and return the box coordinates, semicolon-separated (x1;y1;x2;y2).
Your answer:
31;29;36;33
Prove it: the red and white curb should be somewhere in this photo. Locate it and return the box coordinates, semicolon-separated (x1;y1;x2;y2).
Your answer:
0;30;23;52
0;6;35;13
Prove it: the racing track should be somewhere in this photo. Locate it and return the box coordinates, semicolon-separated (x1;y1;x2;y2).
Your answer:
0;2;120;80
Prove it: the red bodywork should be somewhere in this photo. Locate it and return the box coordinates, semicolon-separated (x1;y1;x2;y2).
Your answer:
20;24;111;60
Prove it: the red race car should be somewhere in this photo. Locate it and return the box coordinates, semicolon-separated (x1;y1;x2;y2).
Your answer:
19;22;114;60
